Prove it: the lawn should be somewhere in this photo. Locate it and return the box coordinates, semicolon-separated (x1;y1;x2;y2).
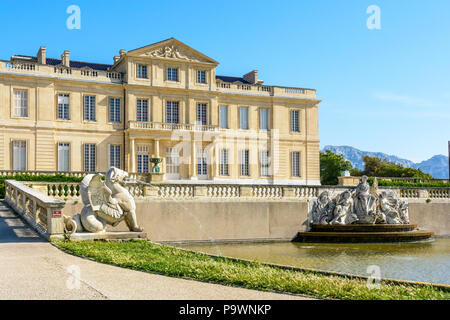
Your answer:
55;240;449;300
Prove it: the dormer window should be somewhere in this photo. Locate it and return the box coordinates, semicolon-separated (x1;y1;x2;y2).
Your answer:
197;70;206;84
167;67;178;82
137;64;148;79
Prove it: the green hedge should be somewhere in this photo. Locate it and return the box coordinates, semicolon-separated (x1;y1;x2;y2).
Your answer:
368;177;450;188
0;174;83;199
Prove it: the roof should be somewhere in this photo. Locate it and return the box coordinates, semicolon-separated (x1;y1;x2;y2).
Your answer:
12;55;112;71
216;75;251;84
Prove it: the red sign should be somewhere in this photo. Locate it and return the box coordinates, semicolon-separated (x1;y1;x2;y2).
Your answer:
53;210;62;218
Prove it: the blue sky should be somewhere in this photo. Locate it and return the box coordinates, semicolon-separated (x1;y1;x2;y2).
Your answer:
1;0;449;162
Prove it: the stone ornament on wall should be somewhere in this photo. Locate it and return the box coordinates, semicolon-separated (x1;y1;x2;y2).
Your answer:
64;167;144;234
310;176;410;226
146;45;201;62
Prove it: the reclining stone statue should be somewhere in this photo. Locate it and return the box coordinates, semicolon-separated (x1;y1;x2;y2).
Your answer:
64;167;143;234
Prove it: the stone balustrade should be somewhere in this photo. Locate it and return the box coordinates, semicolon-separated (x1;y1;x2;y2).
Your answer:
0;60;122;84
4;180;66;240
128;121;219;133
215;81;317;99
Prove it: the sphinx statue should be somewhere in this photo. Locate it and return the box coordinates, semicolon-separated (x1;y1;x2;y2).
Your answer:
65;167;143;234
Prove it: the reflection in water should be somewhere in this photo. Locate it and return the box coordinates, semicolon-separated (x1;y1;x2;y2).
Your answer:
176;238;450;285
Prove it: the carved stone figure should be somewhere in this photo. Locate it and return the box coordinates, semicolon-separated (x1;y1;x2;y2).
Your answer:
309;176;411;226
330;191;357;225
311;191;335;224
65;167;143;234
147;45;199;62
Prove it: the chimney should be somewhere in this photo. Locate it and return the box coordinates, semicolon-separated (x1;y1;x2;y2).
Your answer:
37;46;46;64
243;70;262;85
113;56;120;63
61;50;70;67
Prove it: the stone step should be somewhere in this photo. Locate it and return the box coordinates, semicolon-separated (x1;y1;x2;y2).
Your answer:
69;231;147;241
310;224;418;233
295;230;434;243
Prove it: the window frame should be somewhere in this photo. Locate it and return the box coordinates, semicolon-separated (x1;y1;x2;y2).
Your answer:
196;103;208;125
291;151;301;177
291;109;300;133
136;64;148;79
239;107;249;130
136;99;149;122
167;67;179;82
196;70;207;84
12;140;27;171
219;105;228;129
260;150;270;177
240;149;250;177
57;142;70;172
13;89;28;118
166;101;180;124
219;149;229;176
109;144;121;169
137;145;149;174
109;97;121;123
83;143;96;173
57;93;70;120
259;108;269;131
83;95;96;122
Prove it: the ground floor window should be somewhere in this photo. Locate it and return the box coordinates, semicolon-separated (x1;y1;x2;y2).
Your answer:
12;141;26;171
220;149;229;176
197;148;207;177
240;150;249;176
84;144;96;172
58;143;70;172
137;146;149;173
292;151;300;177
109;145;121;169
260;151;270;177
166;147;180;179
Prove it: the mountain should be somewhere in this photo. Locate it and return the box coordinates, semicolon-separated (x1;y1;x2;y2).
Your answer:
322;145;449;179
412;155;449;179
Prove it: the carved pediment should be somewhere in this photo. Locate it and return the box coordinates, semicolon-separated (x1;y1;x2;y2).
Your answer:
145;45;201;62
128;38;218;65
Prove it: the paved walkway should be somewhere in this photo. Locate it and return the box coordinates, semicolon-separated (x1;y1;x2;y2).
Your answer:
0;202;311;300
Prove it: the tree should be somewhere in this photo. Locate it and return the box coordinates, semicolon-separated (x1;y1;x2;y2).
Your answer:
320;150;353;185
361;155;433;179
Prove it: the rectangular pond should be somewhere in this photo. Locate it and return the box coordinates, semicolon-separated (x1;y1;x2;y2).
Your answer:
175;238;450;285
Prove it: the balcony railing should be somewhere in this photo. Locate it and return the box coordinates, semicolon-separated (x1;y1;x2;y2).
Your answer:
216;81;316;99
129;121;219;132
0;60;122;84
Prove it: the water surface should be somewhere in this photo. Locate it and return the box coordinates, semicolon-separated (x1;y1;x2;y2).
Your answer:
176;238;450;285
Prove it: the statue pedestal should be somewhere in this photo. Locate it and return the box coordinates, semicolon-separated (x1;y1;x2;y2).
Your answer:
150;172;165;183
69;231;147;241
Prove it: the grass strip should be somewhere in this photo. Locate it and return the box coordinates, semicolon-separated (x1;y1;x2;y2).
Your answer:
55;240;449;300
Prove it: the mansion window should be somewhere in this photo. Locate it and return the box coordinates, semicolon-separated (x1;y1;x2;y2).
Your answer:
197;103;207;125
137;99;149;122
137;146;149;174
239;107;249;130
84;144;96;172
260;151;270;177
109;98;120;123
57;143;70;172
84;96;96;121
14;90;28;117
292;151;300;177
166;147;180;179
109;145;121;169
260;108;268;130
57;94;70;120
167;67;179;81
12;141;27;171
197;70;206;84
137;64;148;79
291;110;300;132
219;106;228;129
240;150;249;177
197;148;207;176
166;101;179;124
219;149;229;176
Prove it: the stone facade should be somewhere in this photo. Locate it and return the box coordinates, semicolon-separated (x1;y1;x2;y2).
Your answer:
0;38;321;185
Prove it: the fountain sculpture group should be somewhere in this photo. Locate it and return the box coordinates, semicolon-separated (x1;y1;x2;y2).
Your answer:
298;176;434;243
310;176;410;226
